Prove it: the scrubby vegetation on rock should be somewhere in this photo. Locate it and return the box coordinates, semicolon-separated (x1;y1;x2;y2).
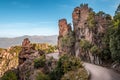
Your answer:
61;68;88;80
34;55;46;68
1;70;18;80
32;43;57;54
35;71;50;80
49;54;88;80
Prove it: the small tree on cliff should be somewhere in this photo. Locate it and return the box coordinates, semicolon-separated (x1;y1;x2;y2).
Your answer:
101;28;112;62
80;39;91;61
113;13;120;28
109;26;120;62
96;11;105;17
90;45;101;64
87;11;96;29
109;4;120;62
115;4;120;15
61;31;75;55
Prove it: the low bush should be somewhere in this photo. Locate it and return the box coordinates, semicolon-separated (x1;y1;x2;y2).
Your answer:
34;55;46;68
1;70;18;80
61;68;88;80
36;71;50;80
49;54;83;80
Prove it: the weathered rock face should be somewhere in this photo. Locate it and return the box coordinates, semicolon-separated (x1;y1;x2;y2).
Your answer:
19;38;35;65
72;4;90;32
18;38;41;80
58;19;75;55
58;19;72;37
72;4;92;57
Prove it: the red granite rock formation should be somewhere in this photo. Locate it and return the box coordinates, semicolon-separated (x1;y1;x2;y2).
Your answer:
58;4;111;64
58;19;74;55
72;4;111;58
19;38;35;65
22;38;31;50
58;19;71;37
18;38;43;80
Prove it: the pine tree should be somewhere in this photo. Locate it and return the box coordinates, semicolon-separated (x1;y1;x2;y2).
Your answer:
115;4;120;15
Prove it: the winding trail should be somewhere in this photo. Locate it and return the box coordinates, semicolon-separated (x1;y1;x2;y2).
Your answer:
47;53;120;80
84;63;120;80
46;52;59;60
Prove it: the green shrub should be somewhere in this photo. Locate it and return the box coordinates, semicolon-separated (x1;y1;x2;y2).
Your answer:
101;28;112;61
49;54;82;80
34;55;46;68
36;71;50;80
61;68;88;80
87;11;96;29
61;31;75;48
109;28;120;62
31;43;57;54
90;45;101;55
1;70;18;80
80;39;91;50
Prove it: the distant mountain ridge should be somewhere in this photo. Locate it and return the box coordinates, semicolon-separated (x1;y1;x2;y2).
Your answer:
0;35;57;48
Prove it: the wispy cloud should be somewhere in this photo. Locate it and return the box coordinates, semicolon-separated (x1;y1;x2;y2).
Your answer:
59;4;74;9
11;1;30;8
112;0;120;8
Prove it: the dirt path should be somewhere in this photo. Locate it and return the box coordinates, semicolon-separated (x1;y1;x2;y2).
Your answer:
84;63;120;80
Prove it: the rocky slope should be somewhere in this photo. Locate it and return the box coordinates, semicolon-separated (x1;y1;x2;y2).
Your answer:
0;39;57;79
0;48;19;77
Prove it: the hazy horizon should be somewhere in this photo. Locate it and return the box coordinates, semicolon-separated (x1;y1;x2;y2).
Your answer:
0;0;120;37
0;34;58;38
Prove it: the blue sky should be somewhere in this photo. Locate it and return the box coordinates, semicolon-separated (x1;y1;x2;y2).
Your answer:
0;0;120;37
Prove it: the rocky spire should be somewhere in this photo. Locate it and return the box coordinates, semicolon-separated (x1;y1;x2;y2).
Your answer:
19;38;35;65
18;38;42;80
58;4;111;64
22;38;31;50
58;19;71;37
58;19;73;55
